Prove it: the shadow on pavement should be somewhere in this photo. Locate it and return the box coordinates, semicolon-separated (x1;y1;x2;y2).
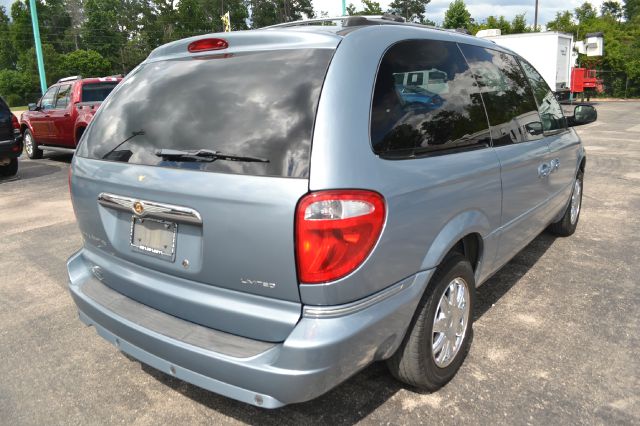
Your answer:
136;231;558;423
0;153;73;183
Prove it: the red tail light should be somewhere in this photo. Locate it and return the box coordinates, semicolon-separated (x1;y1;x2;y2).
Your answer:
188;38;228;53
11;114;19;130
295;190;386;284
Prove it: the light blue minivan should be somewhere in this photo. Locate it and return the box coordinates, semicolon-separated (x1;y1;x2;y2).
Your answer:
67;15;596;408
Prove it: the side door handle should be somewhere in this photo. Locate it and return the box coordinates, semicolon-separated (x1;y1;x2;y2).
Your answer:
550;158;560;172
538;162;551;178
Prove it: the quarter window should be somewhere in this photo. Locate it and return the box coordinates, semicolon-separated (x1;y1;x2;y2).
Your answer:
458;45;543;146
371;40;491;158
519;59;567;133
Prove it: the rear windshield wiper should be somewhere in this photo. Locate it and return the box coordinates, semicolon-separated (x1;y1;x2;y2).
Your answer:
155;149;269;163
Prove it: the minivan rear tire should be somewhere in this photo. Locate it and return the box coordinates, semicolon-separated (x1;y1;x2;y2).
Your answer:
548;170;583;237
387;254;475;390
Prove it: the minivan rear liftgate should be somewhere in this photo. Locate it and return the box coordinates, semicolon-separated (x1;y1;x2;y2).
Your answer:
70;33;339;342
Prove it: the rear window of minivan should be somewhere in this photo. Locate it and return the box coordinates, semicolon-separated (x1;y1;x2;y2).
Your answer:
77;49;334;178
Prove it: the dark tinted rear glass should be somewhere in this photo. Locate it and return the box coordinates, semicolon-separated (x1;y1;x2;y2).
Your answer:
81;82;118;102
370;40;491;158
78;49;334;178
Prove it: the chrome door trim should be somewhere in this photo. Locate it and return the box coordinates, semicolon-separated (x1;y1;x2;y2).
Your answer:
97;193;203;225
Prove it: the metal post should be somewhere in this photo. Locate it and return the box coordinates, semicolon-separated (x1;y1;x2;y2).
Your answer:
534;0;539;30
29;0;47;95
624;76;629;99
342;0;346;15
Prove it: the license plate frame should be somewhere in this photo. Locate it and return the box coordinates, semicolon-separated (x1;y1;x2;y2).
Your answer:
130;217;177;261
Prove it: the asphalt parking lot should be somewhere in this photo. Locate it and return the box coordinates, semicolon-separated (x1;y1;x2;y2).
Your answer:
1;102;639;425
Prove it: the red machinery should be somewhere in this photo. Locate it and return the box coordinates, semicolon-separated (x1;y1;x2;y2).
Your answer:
571;67;604;98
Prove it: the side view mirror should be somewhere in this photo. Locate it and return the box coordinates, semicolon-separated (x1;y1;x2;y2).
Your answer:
525;121;543;136
568;105;597;127
28;103;38;111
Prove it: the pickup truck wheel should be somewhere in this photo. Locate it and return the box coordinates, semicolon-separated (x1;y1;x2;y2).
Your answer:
24;129;42;159
548;171;583;237
387;254;475;390
0;158;18;177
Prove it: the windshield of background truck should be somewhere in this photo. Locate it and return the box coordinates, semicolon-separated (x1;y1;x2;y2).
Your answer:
77;49;334;178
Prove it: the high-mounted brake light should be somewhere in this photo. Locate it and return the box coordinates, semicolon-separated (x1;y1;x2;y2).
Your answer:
295;190;386;284
188;38;229;53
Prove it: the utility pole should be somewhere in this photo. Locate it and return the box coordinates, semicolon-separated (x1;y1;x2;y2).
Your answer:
342;0;346;15
29;0;47;95
534;0;539;30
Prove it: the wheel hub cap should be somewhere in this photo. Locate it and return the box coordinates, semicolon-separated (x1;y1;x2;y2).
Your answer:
25;134;33;156
570;178;582;225
432;277;470;368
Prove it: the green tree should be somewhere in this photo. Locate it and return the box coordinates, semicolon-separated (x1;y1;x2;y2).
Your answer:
82;0;128;68
16;44;63;89
624;0;639;19
511;13;531;33
388;0;431;22
546;10;576;33
60;50;112;77
251;0;314;28
362;0;384;14
575;1;598;24
0;7;17;70
443;0;471;30
0;69;34;105
601;1;623;20
347;0;384;15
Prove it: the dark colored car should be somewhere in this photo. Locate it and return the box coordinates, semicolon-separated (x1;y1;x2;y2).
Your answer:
20;76;121;159
0;97;22;177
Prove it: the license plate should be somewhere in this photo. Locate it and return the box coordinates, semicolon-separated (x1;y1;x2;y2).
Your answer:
130;217;177;261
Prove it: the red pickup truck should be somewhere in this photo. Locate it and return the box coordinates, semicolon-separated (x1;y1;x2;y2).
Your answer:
20;76;122;159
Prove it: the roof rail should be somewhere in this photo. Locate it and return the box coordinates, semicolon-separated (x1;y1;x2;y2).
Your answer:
57;75;82;83
263;15;466;36
263;14;407;29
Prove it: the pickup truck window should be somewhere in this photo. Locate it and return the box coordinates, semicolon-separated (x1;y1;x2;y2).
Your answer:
81;82;119;102
40;87;57;110
55;84;72;109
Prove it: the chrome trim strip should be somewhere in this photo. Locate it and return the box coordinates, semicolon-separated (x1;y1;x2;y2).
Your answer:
303;279;412;319
98;193;203;225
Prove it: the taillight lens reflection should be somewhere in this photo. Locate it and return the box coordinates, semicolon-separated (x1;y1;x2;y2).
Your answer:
295;190;386;284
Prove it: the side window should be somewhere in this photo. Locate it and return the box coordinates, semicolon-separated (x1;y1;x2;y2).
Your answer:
40;87;58;110
371;40;491;158
519;60;567;133
54;84;72;109
459;45;543;146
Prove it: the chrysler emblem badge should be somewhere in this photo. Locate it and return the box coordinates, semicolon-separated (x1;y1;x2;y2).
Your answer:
133;201;144;215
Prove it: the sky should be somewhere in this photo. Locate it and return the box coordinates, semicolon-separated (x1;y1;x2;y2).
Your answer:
0;0;606;28
314;0;606;27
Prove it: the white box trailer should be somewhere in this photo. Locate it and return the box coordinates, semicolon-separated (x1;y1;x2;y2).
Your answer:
478;32;575;97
